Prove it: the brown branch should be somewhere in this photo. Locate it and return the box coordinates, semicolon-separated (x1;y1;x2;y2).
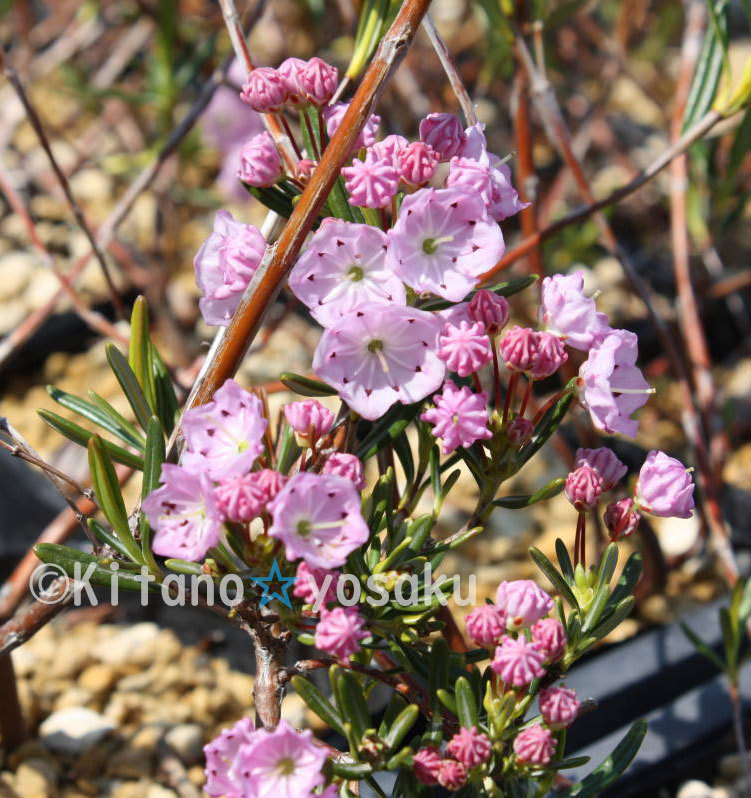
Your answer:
0;655;25;751
1;53;125;319
480;107;724;283
0;578;72;658
187;0;435;410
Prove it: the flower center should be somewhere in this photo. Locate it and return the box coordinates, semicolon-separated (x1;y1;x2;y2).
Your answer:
276;757;295;776
348;265;364;282
421;234;454;254
297;519;311;537
367;339;390;374
238;440;249;453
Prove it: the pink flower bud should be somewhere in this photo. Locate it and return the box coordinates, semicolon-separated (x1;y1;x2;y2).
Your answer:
437;321;493;377
322;453;365;491
499;325;538;373
529;331;568;379
419;112;465;160
324;103;380;151
342;154;399;209
300;57;338;105
295;158;316;182
491;635;546;686
531;617;566;662
314;606;367;661
293;562;338;605
413;747;442;785
215;469;282;522
240;67;287;113
635;450;695;519
468;289;509;335
575;447;627;491
604;498;641;541
446;727;491;768
277;57;307;107
370;134;408;167
495;580;553;630
398;141;438;186
438;759;467;790
465;604;506;647
237;132;282;187
284;399;335;441
513;724;555;766
565;464;604;510
507;417;534;445
539;685;580;729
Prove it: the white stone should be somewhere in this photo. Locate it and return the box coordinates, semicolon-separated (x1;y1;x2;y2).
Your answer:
677;781;715;798
0;252;36;300
92;623;161;665
39;707;115;754
653;512;701;558
164;724;204;765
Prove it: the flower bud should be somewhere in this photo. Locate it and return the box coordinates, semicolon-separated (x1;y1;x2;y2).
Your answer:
398;141;438;186
635;450;695;518
322;453;365;491
465;603;506;647
531;617;566;662
539;685;580;729
604;497;640;540
495;579;553;630
277;57;307;106
300;57;338;105
513;724;555;765
468;289;509;335
507;417;533;445
240;67;287;112
237;132;282;187
283;399;334;444
446;727;491;768
565;464;604;510
419;112;465;160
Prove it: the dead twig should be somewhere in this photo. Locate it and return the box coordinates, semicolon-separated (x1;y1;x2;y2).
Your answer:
0;578;73;658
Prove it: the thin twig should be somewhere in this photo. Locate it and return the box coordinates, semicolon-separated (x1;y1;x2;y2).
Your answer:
1;52;125;318
0;578;73;658
422;13;477;125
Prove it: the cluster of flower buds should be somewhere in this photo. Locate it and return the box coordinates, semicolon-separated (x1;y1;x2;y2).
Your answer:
413;725;492;790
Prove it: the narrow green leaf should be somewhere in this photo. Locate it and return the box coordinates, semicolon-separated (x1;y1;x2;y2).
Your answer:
87;391;147;449
436;688;458;714
383;705;419;751
279;372;337;397
47;386;145;450
378;693;408;738
455;676;478;728
606;552;643;609
149;342;179;434
357;404;420;461
336;670;371;743
164;558;204;575
38;409;144;470
106;343;153;431
596;543;619;590
129;296;157;412
392;431;415;489
529;546;579;609
88;518;136;560
330;762;373;779
566;720;647;797
556;538;575;581
518;389;575;466
140;417;165;573
588;597;636;643
88;436;142;563
493;477;565;508
428;637;450;711
291;675;346;737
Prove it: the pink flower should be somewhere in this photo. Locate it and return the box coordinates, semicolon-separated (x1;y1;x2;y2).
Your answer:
267;473;369;568
300;57;338;105
565;464;604;510
419;113;465;160
323;102;380;151
313;304;445;421
529;332;568;379
181;380;267;480
446;727;491;768
321;452;365;491
215;469;284;522
575;447;627;491
491;635;546;686
398;141;439;186
604;498;641;540
487;163;528;221
143;464;222;562
277;57;307;106
240;67;287;112
531;618;567;662
194;210;265;326
370;134;408;167
465;603;506;647
315;606;367;660
420;381;492;455
295;158;316;182
237;131;282;187
284;399;335;442
499;326;538;373
513;724;555;766
507;417;533;445
342;153;399;208
438;759;467;790
293;562;338;605
496;580;553;631
447;158;528;222
437;321;493;377
541;271;610;351
636;450;695;518
579;329;651;438
386;187;505;302
413;747;442;785
539;686;580;729
204;716;259;797
468;289;509;335
288;220;405;327
239;719;327;798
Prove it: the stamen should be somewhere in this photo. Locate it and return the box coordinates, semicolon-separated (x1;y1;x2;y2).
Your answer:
610;386;656;395
422;234;454;254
